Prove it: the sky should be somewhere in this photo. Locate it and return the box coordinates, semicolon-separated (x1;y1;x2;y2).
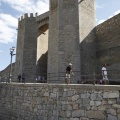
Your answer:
0;0;120;71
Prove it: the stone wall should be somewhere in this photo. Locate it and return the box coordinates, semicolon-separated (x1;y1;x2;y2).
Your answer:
0;63;15;82
0;83;120;120
95;13;120;80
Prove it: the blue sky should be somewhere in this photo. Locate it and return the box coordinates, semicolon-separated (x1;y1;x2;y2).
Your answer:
0;0;120;71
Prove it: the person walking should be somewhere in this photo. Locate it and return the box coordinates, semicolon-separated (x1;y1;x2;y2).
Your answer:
65;63;74;84
102;63;109;85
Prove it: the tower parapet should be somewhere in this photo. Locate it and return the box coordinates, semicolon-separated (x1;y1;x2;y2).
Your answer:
35;12;38;17
18;13;37;21
24;13;28;18
30;13;33;17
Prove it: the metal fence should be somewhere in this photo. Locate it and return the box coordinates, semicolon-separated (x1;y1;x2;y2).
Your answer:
0;70;120;85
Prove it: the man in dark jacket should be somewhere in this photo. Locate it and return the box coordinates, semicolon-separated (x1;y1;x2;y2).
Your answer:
17;74;21;82
22;73;25;83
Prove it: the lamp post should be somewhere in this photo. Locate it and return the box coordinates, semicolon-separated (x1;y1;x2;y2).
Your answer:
9;46;16;83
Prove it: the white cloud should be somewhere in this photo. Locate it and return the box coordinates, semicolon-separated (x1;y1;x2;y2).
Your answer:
0;0;49;44
108;9;120;19
0;13;18;27
0;13;17;43
114;10;120;15
98;9;120;25
0;0;49;15
108;15;113;19
98;19;105;25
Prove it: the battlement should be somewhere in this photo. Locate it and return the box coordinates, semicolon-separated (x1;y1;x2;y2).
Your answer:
18;13;38;21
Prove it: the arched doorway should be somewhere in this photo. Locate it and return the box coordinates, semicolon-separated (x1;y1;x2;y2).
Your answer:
36;24;49;80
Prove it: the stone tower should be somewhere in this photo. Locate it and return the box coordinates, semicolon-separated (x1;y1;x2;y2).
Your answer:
14;13;38;82
48;0;96;83
79;0;96;77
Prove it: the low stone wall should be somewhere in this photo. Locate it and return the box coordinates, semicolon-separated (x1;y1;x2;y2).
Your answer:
0;83;120;120
0;63;15;81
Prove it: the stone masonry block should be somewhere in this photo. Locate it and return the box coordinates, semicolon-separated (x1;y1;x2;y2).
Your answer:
72;110;84;117
103;91;119;98
86;111;105;119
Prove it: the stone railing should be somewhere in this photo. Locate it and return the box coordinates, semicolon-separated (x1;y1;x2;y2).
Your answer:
0;83;120;120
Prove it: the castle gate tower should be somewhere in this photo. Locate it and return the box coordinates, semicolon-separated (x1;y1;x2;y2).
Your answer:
48;0;96;83
14;13;38;82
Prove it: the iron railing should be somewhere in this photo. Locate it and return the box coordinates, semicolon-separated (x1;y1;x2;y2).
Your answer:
0;70;120;85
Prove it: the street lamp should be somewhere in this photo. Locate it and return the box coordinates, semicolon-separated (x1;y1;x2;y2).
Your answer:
9;46;16;83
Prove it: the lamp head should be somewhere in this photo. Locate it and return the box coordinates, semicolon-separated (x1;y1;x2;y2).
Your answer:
10;48;13;52
12;46;15;49
10;46;15;52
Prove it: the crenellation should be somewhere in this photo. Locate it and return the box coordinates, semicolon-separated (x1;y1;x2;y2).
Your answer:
35;12;38;17
18;18;21;21
21;15;24;20
30;13;33;17
18;13;38;22
24;13;28;18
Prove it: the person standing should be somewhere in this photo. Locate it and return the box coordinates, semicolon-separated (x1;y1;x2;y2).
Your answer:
18;74;21;82
37;75;41;83
65;63;74;84
0;76;2;82
102;64;109;85
22;73;25;83
42;76;45;83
